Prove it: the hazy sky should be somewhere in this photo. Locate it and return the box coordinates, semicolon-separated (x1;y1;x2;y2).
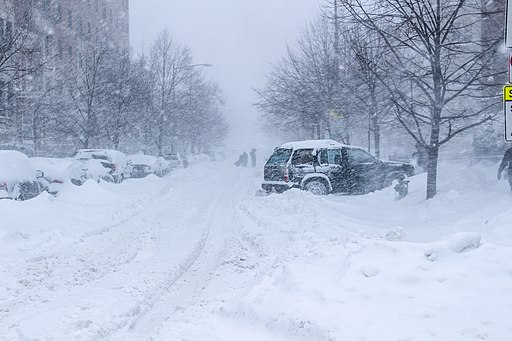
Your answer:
130;0;323;150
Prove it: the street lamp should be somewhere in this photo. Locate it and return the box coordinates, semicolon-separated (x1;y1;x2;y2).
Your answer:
173;63;213;71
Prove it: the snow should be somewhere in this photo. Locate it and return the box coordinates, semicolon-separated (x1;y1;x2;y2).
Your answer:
279;139;350;150
0;151;37;185
0;159;511;340
127;154;158;166
28;157;74;182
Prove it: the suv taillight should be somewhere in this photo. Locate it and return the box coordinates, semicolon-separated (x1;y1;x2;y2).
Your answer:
284;168;289;183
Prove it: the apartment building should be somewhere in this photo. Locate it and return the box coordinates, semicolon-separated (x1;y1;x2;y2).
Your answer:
0;0;130;145
481;0;506;85
20;0;130;75
1;0;129;90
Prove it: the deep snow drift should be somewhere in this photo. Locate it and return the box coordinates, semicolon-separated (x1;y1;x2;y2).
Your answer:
0;160;511;340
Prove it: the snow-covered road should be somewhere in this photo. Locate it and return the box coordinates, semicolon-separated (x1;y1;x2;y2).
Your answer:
1;160;512;340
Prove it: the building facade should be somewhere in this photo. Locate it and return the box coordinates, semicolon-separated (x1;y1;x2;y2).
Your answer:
0;0;130;149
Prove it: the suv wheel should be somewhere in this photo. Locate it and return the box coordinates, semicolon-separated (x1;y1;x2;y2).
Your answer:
304;179;328;195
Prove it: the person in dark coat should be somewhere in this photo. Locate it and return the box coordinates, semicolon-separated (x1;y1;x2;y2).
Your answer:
250;148;257;168
234;153;243;167
241;152;248;167
498;147;512;191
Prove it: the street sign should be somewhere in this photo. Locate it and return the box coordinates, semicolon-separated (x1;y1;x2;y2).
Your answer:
504;85;512;141
507;0;512;47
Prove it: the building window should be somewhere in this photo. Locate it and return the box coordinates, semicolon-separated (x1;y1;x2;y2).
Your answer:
43;0;51;13
67;10;73;29
5;21;12;41
57;40;62;60
45;35;52;57
55;3;62;23
0;18;4;39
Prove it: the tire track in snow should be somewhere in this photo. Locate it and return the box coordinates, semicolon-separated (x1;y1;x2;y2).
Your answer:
105;170;255;340
1;165;254;340
0;180;175;325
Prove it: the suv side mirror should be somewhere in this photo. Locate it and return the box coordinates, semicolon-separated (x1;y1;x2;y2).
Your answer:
36;170;45;179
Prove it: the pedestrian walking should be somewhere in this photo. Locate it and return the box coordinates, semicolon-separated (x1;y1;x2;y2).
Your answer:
497;146;512;191
241;152;248;167
234;153;244;167
250;148;257;168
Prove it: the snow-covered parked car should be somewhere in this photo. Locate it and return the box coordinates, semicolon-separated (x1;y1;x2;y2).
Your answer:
164;152;183;169
67;158;114;186
127;154;171;178
72;149;128;184
29;157;75;195
0;150;48;200
262;139;415;195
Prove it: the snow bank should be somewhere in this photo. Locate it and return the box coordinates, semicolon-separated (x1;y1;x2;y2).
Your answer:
29;157;74;182
0;150;37;182
1;160;512;340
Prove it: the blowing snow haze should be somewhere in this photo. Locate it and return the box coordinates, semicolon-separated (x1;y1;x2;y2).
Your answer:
130;0;322;150
1;0;512;340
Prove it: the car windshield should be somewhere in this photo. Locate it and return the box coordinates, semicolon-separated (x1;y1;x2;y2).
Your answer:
267;148;292;165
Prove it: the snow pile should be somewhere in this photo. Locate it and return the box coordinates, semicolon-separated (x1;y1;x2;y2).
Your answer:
28;157;74;182
0;160;512;340
149;161;512;340
0;150;37;183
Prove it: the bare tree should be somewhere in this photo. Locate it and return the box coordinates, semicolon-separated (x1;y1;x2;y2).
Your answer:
56;44;109;149
341;0;502;199
346;27;394;158
0;3;46;141
149;31;195;155
179;78;228;154
103;51;134;150
128;54;155;154
257;18;358;141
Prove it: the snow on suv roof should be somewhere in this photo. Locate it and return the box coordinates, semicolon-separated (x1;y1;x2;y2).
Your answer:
279;139;351;150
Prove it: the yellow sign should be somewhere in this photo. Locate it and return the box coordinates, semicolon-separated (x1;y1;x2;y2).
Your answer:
505;85;512;141
504;85;512;101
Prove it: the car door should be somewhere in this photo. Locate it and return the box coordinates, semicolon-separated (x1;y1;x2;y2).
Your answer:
318;148;343;192
289;149;316;182
341;147;380;193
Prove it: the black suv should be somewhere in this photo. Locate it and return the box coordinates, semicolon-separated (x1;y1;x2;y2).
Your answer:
262;140;414;195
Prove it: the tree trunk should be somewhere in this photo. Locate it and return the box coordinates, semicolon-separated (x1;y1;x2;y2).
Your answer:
32;118;38;156
113;131;120;150
344;115;351;144
426;147;439;200
370;96;380;158
372;114;380;159
15;102;23;146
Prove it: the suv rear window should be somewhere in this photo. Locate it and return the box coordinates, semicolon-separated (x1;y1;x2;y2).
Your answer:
267;148;293;165
291;149;315;165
